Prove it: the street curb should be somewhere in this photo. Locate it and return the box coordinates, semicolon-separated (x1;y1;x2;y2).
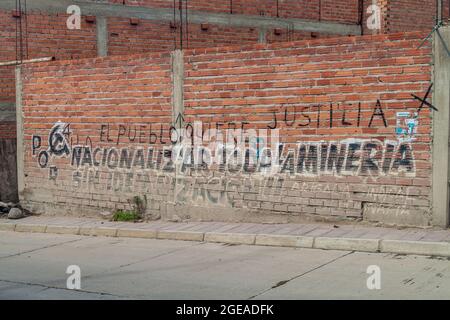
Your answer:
0;223;15;231
45;225;81;235
157;230;204;242
15;224;47;233
204;232;256;245
80;227;118;237
1;222;450;257
313;237;380;253
379;239;450;257
255;234;314;248
116;228;157;239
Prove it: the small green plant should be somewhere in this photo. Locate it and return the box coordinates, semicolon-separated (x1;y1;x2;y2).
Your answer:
112;210;140;222
112;195;148;222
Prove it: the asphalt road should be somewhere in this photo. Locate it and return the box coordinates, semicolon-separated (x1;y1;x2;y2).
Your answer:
0;230;449;299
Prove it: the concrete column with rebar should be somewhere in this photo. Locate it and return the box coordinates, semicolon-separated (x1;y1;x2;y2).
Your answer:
15;65;24;199
432;25;450;227
171;49;184;128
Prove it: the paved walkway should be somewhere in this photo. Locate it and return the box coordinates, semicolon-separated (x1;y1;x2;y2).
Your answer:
1;216;450;257
3;231;450;299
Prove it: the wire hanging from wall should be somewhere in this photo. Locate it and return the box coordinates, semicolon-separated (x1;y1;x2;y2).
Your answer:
15;0;29;64
24;0;29;60
173;0;177;50
173;0;189;50
318;0;322;21
15;0;19;63
435;0;449;23
185;0;189;49
14;0;29;64
17;0;23;63
179;0;183;49
358;0;364;27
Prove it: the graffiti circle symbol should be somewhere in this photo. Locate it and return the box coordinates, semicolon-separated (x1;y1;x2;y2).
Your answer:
48;123;70;156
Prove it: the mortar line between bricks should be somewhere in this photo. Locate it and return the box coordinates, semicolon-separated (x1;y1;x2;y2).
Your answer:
247;250;354;300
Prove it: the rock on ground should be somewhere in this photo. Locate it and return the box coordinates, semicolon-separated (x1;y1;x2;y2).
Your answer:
8;208;24;219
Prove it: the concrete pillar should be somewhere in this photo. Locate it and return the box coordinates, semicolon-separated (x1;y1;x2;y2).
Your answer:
15;65;24;199
96;16;108;57
171;50;184;128
432;25;450;227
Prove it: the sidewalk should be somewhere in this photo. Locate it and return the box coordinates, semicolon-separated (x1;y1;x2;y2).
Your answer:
1;216;450;257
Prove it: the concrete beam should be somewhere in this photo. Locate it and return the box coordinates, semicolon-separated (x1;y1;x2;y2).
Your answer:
432;25;450;228
15;66;24;199
0;0;361;36
96;16;108;57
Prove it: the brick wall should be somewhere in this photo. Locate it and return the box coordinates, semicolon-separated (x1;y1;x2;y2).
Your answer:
445;0;450;20
0;6;340;109
20;32;434;227
108;18;176;55
0;122;16;139
0;10;17;105
107;17;260;55
0;65;15;105
20;51;173;216
0;11;97;104
109;0;450;27
110;0;360;23
361;0;450;35
2;0;445;108
2;0;446;85
386;0;437;33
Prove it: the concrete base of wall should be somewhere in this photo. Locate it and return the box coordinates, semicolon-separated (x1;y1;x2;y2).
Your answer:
22;193;371;226
162;203;358;224
19;182;432;228
363;204;431;227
